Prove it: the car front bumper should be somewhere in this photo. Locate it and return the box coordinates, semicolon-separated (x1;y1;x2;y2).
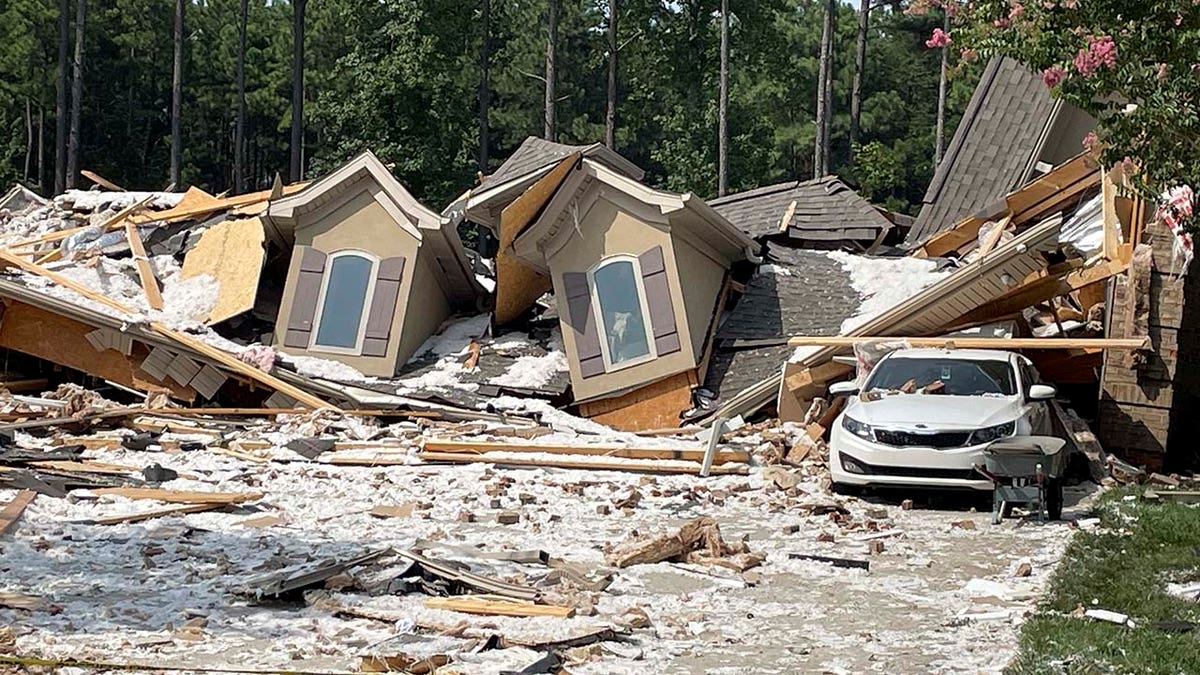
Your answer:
829;423;995;491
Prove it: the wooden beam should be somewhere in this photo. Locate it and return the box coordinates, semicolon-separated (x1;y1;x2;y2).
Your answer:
88;488;262;504
418;451;750;475
785;336;1150;350
124;221;163;310
91;502;223;525
0;490;36;536
80;170;125;191
976;214;1014;260
423;438;749;464
423;596;575;618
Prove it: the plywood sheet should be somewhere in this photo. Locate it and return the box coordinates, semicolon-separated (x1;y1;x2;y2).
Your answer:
578;370;697;431
181;217;267;325
494;155;579;324
0;301;195;400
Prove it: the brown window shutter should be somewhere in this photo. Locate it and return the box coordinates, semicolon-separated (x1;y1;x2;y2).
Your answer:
638;246;681;355
563;272;605;377
284;247;327;348
362;256;406;357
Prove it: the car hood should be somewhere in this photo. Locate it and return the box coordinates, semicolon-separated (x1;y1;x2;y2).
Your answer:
846;394;1020;429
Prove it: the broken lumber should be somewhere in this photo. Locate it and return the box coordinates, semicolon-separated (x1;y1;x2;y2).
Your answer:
90;502;224;525
422;438;749;464
423;595;574;618
80;170;125;191
606;516;758;568
418;451;749;475
0;250;332;410
783;336;1151;350
0;489;36;536
124;220;164;310
89;487;262;504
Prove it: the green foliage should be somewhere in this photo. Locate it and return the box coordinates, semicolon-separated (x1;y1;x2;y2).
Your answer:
0;0;977;214
1008;488;1200;674
949;0;1200;225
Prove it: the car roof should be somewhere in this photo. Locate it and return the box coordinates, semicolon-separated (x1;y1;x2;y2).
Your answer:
883;348;1015;363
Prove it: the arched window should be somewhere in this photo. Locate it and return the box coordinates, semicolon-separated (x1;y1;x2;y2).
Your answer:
589;256;655;369
312;251;378;352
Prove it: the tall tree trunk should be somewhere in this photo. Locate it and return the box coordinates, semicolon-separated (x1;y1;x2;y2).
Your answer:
290;0;307;182
54;0;70;194
544;0;558;142
234;0;248;193
23;99;33;183
814;0;834;178
478;0;491;172
170;0;184;188
605;0;617;149
37;106;45;191
717;0;729;196
821;0;835;176
849;0;868;163
65;0;85;189
934;11;949;166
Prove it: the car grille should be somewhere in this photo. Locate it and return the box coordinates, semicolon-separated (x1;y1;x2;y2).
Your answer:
842;454;981;481
874;429;972;448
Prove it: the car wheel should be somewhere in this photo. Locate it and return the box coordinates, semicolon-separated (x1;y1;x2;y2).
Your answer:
1045;479;1064;521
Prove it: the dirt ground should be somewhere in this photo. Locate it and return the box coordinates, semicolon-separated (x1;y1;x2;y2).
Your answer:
0;439;1096;675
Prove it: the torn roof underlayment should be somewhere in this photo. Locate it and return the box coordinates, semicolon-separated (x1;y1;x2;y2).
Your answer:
710;175;893;246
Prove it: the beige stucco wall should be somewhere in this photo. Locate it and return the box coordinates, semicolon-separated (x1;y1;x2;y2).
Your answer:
671;232;726;357
547;194;700;402
396;252;453;367
273;183;433;377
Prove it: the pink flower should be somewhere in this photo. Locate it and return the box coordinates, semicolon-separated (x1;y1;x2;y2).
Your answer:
1073;35;1117;76
1157;63;1170;81
925;27;952;48
1082;131;1099;151
1061;0;1077;8
960;48;979;62
1010;3;1026;19
1042;65;1066;88
994;17;1012;28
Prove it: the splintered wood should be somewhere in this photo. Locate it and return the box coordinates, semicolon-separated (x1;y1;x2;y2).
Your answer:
605;516;764;571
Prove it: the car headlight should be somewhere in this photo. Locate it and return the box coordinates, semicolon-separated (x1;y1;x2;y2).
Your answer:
971;421;1016;444
841;415;874;441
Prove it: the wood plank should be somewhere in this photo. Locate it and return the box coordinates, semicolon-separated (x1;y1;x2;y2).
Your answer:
577;370;697;431
124;220;164;310
423;596;574;618
418;451;749;475
91;502;222;525
423;438;749;464
89;487;262;504
0;490;36;536
80;170;126;191
976;214;1014;260
785;336;1150;350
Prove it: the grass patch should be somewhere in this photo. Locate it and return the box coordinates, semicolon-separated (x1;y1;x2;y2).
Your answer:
1008;488;1200;674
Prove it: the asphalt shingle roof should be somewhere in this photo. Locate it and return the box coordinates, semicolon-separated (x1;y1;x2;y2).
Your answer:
710;176;892;244
478;137;644;194
703;245;860;399
906;57;1061;245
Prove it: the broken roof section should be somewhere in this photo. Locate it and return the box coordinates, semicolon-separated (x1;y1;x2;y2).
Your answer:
459;136;645;231
703;245;859;402
907;57;1095;246
711;175;892;247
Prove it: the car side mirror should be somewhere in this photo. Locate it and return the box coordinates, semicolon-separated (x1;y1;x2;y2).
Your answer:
828;381;860;397
1028;384;1056;401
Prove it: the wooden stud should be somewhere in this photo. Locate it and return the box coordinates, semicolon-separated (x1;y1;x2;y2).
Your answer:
785;336;1150;350
423;596;574;618
422;438;749;464
80;170;126;191
88;487;263;504
419;451;749;475
91;502;223;526
124;220;164;310
0;490;36;536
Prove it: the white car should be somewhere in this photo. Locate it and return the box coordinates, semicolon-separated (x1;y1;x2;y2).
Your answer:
828;348;1056;491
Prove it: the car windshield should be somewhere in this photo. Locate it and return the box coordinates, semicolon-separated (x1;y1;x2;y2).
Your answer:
865;357;1016;396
